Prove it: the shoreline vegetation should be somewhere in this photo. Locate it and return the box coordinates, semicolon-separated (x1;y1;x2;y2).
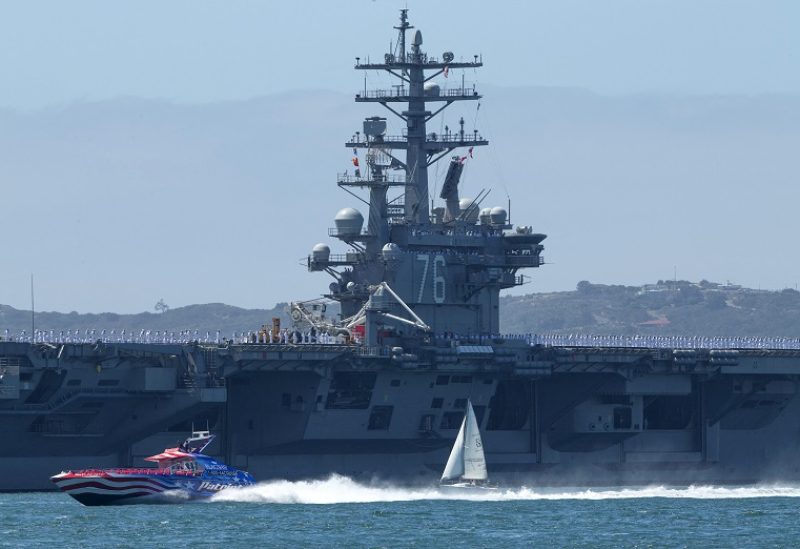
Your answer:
3;280;800;338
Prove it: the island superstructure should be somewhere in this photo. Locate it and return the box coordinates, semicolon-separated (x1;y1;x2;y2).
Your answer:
308;9;542;344
2;11;800;490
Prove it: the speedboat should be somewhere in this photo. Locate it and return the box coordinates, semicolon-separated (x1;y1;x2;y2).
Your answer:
51;430;254;506
439;399;496;492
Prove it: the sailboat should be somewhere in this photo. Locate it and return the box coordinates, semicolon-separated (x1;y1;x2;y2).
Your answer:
440;400;494;490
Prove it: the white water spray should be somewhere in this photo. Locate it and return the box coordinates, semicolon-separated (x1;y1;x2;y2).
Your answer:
210;475;800;505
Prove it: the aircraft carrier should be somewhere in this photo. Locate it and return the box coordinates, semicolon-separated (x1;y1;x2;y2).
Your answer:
3;11;800;491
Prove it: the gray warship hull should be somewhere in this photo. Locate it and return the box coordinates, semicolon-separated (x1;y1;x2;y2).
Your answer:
3;339;800;491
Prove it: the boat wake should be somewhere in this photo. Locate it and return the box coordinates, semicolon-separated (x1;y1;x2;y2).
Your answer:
209;475;800;504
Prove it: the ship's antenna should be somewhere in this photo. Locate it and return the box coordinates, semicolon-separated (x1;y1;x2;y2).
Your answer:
394;8;412;69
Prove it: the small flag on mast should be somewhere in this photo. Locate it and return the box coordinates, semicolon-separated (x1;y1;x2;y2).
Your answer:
459;147;475;164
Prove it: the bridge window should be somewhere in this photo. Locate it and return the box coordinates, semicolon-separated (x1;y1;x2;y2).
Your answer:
431;397;444;409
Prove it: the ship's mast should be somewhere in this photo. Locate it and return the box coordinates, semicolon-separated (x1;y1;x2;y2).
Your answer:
394;8;411;67
350;10;487;226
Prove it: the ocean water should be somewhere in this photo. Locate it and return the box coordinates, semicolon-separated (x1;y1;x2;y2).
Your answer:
3;477;800;548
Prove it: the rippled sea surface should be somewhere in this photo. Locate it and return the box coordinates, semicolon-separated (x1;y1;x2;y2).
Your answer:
3;477;800;548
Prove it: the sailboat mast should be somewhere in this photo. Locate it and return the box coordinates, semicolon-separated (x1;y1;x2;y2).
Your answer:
30;273;35;341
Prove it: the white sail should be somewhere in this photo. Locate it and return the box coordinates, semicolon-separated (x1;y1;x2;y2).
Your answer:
440;415;466;481
462;401;488;480
440;401;488;482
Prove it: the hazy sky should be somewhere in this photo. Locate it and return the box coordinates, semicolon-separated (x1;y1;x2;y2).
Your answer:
2;0;799;111
1;1;799;315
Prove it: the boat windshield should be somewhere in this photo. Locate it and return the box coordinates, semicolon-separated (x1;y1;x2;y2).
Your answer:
168;460;202;473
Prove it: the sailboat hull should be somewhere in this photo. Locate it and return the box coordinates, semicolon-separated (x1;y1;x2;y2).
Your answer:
439;482;498;494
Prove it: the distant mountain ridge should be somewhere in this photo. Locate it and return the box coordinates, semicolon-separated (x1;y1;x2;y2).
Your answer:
501;280;800;337
2;280;800;339
0;302;289;339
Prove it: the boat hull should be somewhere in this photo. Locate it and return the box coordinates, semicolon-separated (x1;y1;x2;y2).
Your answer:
68;491;178;506
50;470;250;506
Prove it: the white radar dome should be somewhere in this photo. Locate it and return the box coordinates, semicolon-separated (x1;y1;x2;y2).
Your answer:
459;198;480;224
489;206;507;225
334;208;364;237
311;243;330;262
479;207;492;225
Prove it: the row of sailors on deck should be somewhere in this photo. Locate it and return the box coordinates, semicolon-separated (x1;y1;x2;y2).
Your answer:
436;331;800;350
2;328;226;345
246;327;346;345
4;328;800;351
410;229;502;238
0;327;351;346
532;333;800;350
